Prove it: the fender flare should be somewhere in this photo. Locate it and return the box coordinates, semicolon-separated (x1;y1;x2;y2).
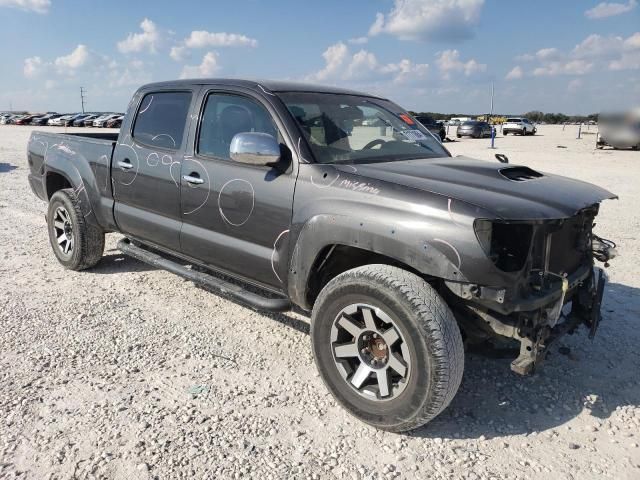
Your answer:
43;143;103;229
286;214;466;310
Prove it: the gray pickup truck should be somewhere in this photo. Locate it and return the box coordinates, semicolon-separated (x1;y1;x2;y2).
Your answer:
27;79;617;432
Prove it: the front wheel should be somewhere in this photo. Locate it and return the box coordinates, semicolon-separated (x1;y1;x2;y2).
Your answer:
47;188;104;270
311;265;464;432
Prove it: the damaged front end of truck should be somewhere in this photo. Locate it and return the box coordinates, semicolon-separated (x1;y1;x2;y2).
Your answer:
446;203;617;375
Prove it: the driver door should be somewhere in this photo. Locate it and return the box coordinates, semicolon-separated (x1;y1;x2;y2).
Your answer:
179;89;298;290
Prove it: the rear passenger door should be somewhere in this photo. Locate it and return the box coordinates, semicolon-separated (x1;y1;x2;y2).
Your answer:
112;89;197;251
179;88;298;290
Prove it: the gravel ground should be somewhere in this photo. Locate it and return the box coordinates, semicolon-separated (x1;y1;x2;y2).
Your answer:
1;124;639;480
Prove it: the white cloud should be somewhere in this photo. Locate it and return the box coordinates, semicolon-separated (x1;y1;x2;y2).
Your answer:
307;42;349;82
170;45;188;61
348;36;369;45
345;50;379;80
117;18;160;54
436;49;486;79
533;60;593;77
305;42;429;85
180;52;220;79
609;52;640;70
505;66;523;80
515;32;640;77
170;30;257;62
23;44;90;78
0;0;50;14
572;34;625;58
183;31;257;49
381;58;430;83
23;56;43;78
108;60;152;88
54;44;89;72
369;0;485;41
535;48;560;60
516;47;560;62
585;0;637;19
625;32;640;49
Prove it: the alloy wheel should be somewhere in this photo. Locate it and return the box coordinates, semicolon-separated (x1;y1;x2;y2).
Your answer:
330;304;411;401
52;206;74;255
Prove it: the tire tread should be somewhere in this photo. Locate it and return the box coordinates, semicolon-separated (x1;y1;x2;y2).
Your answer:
312;264;464;432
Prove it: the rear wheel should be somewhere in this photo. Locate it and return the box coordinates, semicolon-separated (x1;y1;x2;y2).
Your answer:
311;265;464;432
47;188;104;270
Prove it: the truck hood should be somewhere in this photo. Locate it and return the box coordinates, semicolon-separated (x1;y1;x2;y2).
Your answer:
337;156;616;220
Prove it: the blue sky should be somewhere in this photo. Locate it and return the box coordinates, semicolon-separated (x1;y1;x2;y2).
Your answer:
1;0;638;114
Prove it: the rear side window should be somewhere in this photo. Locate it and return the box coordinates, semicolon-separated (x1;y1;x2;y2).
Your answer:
133;91;192;150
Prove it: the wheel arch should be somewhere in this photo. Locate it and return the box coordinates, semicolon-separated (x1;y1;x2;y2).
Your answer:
286;214;467;311
45;171;73;199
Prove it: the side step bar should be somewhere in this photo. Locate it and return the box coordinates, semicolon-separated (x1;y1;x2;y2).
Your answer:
117;238;291;313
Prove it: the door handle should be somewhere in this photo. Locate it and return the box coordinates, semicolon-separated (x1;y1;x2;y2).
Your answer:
117;158;133;170
182;173;204;185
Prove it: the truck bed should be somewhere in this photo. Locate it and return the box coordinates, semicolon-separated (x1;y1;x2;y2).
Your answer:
27;130;117;229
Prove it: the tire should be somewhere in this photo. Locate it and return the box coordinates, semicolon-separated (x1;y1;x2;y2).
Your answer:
456;134;461;138
311;264;464;432
47;188;104;270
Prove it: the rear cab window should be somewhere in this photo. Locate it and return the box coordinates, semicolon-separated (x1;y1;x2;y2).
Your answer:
133;91;193;150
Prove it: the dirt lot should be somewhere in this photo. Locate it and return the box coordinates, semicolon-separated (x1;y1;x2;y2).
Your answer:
1;124;639;480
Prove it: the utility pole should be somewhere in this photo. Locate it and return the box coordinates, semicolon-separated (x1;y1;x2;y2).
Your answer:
489;81;495;119
80;87;86;113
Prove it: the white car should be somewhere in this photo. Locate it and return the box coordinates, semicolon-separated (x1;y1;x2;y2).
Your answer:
49;114;76;126
93;114;119;127
503;117;536;136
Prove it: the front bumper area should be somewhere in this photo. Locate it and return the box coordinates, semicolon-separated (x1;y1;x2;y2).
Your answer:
510;267;606;375
449;267;607;375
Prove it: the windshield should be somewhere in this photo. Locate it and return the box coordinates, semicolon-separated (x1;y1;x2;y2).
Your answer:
506;118;522;123
279;92;449;164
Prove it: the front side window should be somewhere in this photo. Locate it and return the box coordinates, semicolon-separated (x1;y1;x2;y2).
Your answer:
133;91;192;150
279;92;448;164
198;93;279;160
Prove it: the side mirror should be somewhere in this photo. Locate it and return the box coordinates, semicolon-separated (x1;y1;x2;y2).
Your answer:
230;132;280;166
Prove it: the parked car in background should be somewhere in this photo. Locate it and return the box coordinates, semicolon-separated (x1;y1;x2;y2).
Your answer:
31;113;61;126
456;120;493;138
48;114;73;126
93;113;120;127
15;114;43;125
503;117;536;136
415;115;446;142
62;114;88;127
105;115;124;128
71;114;93;127
81;115;99;127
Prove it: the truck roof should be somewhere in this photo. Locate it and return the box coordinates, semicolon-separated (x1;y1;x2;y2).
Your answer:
138;78;386;99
